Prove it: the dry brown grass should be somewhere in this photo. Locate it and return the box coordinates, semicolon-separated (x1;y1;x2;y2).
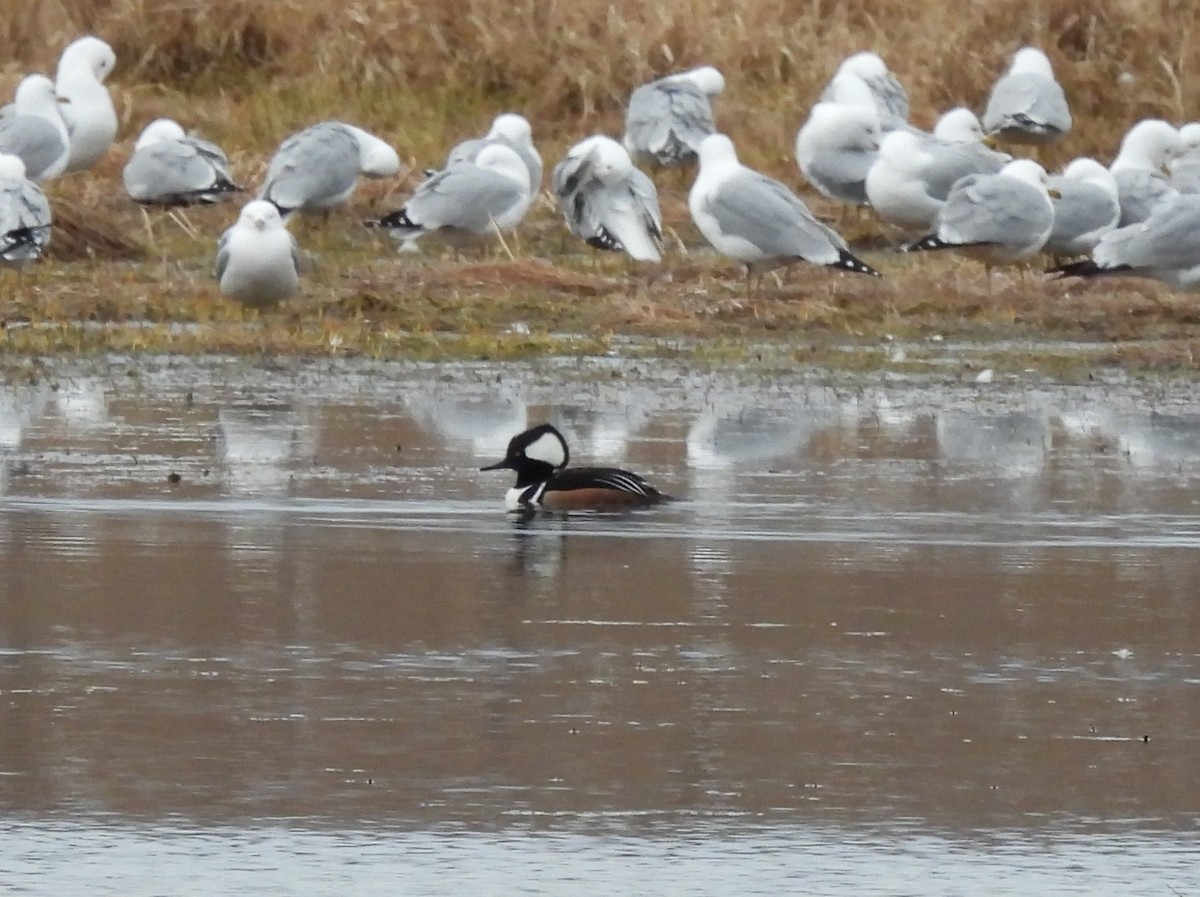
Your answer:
3;0;1200;372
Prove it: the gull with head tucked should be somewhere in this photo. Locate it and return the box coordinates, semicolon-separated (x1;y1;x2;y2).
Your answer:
552;134;663;263
55;35;118;173
623;66;725;168
982;47;1072;145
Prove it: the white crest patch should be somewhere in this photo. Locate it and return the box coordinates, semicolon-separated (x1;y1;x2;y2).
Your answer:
524;430;566;468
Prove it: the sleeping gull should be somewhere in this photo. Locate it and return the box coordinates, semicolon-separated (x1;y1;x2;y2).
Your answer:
820;52;909;132
796;96;881;206
367;143;532;250
215;200;301;307
905;158;1055;287
1110;119;1181;226
982;47;1072;145
623;66;724;168
1043;158;1120;258
1168;122;1200;193
866;117;1008;232
551;135;663;262
55;35;118;173
689;133;881;284
0;154;52;265
259;121;400;216
0;75;71;182
1050;194;1200;291
123;118;242;206
443;113;543;193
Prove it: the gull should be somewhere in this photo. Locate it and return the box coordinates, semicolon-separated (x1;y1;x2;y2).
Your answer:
1050;194;1200;291
796;93;881;207
982;47;1072;145
0;75;71;182
443;113;543;193
0;154;51;265
1044;158;1120;258
905;158;1056;288
689;133;881;288
259;120;400;216
367;143;532;250
551;135;663;262
1110;119;1182;226
866;116;1009;232
54;35;118;173
215;200;301;307
1168;121;1200;193
820;52;910;132
623;66;724;168
123;118;242;206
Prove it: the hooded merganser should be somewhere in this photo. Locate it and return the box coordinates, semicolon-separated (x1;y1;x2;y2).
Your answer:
481;423;669;511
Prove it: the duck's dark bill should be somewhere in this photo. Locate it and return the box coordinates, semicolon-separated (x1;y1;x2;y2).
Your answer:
479;459;511;471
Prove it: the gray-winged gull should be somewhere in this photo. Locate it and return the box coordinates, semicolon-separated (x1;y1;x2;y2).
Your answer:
0;154;51;265
215;200;301;307
123;118;242;206
905;158;1055;285
1044;158;1120;258
0;75;71;182
820;52;909;131
367;143;532;250
796;96;881;207
443;113;543;193
623;66;724;168
982;47;1072;145
1110;119;1181;226
551;135;663;262
259;121;400;216
1051;194;1200;291
55;35;118;173
689;133;880;281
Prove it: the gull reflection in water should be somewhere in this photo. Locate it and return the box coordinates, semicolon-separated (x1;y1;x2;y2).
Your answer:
51;377;109;430
405;384;527;462
216;403;316;494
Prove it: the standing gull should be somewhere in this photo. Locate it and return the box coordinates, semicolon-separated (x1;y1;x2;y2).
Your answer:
1050;194;1200;291
551;135;663;263
1043;158;1120;258
0;75;71;182
1109;119;1181;227
1168;122;1200;193
623;66;724;168
259;121;400;217
215;200;301;307
367;143;532;250
123;119;242;206
443;113;543;194
689;133;881;285
820;52;910;132
982;47;1072;145
55;35;118;173
866;115;1009;233
905;159;1056;287
796;94;881;207
0;154;52;265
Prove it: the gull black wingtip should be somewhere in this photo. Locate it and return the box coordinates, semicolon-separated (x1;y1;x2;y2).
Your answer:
835;249;882;277
903;233;951;253
1045;259;1128;281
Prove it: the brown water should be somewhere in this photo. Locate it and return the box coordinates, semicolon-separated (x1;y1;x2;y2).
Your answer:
1;356;1198;894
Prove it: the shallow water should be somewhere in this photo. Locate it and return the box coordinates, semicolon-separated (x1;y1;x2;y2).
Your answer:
1;357;1198;894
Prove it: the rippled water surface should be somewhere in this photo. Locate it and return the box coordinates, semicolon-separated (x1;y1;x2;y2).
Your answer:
1;357;1198;894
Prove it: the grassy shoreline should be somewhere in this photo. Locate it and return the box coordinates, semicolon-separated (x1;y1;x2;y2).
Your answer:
3;0;1200;374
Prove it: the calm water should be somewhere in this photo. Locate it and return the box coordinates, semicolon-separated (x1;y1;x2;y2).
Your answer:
1;356;1198;894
